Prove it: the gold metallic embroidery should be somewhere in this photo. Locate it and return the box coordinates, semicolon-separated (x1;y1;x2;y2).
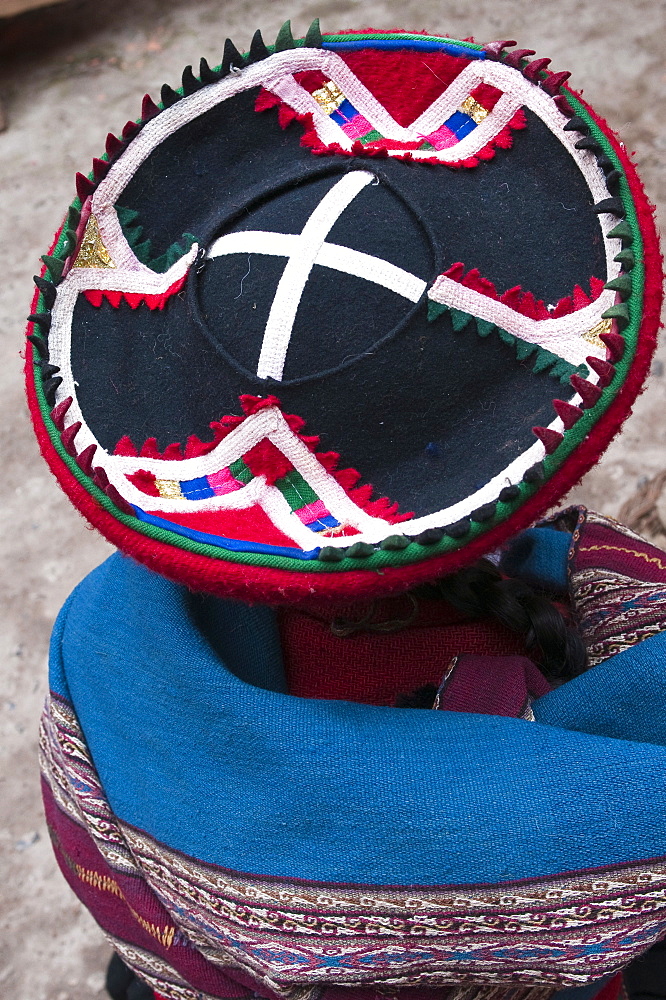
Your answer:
459;96;490;124
72;214;116;269
321;521;353;537
155;479;184;500
582;316;612;349
312;80;345;115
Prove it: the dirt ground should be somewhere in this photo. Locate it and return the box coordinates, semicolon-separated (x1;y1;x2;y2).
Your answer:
0;1;663;997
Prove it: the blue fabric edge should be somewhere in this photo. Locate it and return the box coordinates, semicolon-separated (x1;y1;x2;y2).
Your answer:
132;506;321;560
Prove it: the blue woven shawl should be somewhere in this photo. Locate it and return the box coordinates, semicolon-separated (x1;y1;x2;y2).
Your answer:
41;511;666;1000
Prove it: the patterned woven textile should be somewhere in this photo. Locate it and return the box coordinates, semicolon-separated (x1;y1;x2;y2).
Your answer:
41;509;666;1000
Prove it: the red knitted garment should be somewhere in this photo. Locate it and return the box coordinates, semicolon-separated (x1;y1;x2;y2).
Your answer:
280;596;531;705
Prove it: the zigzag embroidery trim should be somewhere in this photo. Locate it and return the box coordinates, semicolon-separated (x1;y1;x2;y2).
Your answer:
104;407;394;549
427;274;611;369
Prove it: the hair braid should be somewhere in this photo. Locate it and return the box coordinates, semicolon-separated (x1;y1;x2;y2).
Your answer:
428;559;587;683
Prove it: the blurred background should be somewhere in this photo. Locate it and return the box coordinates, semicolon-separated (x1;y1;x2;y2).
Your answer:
0;1;663;997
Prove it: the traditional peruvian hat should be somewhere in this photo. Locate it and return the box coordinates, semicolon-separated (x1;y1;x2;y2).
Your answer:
26;24;662;603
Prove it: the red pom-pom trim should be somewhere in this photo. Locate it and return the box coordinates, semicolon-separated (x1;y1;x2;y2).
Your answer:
552;399;584;430
532;426;563;454
570;374;603;409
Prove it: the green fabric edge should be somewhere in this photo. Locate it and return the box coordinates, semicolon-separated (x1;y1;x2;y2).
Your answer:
29;58;641;576
319;33;484;50
535;91;643;480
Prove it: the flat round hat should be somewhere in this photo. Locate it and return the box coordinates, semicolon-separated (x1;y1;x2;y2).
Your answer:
25;25;662;602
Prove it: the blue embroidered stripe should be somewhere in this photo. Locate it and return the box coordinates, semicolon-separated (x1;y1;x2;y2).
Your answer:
180;476;215;501
331;99;359;124
323;40;486;59
307;515;340;532
445;110;478;139
132;507;321;560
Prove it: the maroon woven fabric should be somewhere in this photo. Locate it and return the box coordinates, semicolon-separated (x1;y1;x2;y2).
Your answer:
280;597;531;706
436;655;551;716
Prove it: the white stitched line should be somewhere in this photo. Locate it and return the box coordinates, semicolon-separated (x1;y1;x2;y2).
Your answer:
209;231;300;258
268;74;352;150
106;407;279;478
317;244;425;301
209;231;426;303
428;276;613;367
255;170;374;380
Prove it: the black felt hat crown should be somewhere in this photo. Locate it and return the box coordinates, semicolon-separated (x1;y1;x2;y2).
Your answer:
26;24;662;601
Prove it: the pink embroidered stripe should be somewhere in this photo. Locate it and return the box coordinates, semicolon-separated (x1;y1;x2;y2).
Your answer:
295;500;330;525
426;124;458;149
208;469;244;496
341;114;375;140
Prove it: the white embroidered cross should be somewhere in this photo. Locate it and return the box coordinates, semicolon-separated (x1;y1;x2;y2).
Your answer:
207;171;427;381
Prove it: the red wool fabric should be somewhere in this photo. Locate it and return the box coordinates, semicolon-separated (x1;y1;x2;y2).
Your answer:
279;596;531;705
338;48;472;126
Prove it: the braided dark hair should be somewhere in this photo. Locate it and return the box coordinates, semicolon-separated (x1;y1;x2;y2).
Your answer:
421;558;586;684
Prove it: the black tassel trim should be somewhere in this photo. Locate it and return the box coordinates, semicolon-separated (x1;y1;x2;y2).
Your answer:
523;462;545;485
199;57;220;84
43;375;63;405
596;153;615;174
563;115;589;134
444;518;471;539
221;38;244;76
604;169;622;195
574;136;602;153
413;527;444;546
28;312;51;333
160;84;180;108
594;197;626;218
27;334;48;359
181;65;201;96
470;502;496;523
499;484;521;503
248;29;269;63
34;276;57;309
